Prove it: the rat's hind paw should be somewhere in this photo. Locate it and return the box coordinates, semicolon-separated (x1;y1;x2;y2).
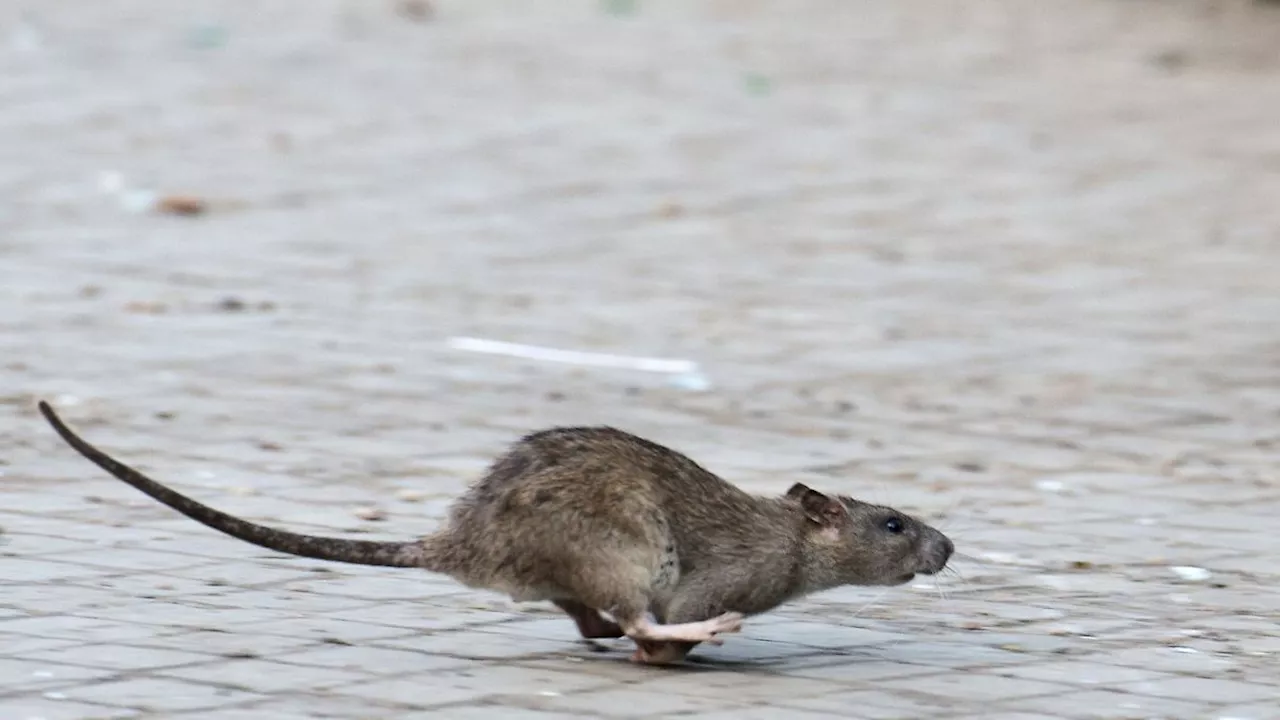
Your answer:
623;611;745;645
699;612;744;645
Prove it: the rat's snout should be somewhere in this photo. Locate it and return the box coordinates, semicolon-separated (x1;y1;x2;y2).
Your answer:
918;527;954;575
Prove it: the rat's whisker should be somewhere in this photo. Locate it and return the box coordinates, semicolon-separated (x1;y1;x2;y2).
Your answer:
952;551;993;571
943;565;968;591
850;587;891;619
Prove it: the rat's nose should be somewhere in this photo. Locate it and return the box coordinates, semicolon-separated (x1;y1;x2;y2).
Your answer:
922;528;954;573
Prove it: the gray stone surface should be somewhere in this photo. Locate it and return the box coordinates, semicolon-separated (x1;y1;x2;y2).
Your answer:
3;0;1279;717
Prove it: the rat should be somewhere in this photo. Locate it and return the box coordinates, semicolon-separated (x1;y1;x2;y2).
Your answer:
37;400;954;665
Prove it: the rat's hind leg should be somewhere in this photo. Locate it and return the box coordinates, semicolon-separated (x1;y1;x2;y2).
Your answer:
562;561;741;650
553;599;624;639
625;578;747;664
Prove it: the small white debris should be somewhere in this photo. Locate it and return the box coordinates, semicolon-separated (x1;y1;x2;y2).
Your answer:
1037;575;1072;590
1136;517;1158;526
1170;566;1212;582
225;486;258;497
120;189;159;214
537;690;561;697
1171;646;1199;654
448;336;700;376
98;171;126;194
54;394;81;407
11;13;44;53
32;670;54;678
395;489;427;502
668;371;712;392
976;550;1039;566
95;170;161;214
42;691;67;700
1034;479;1065;493
353;506;387;522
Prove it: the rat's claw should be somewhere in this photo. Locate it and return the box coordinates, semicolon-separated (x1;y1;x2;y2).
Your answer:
707;611;744;636
690;611;742;646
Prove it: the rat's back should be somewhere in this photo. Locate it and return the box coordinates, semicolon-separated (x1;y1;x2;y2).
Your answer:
471;426;743;505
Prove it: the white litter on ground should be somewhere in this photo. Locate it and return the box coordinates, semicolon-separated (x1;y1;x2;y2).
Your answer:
447;337;708;389
1170;566;1212;582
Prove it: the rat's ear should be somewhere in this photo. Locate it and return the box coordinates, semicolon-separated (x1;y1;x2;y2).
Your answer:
786;484;846;526
785;483;812;499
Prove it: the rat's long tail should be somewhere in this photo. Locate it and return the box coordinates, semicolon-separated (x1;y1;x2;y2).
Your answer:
38;401;428;569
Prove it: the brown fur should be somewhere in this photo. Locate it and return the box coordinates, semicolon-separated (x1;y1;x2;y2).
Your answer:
37;401;954;665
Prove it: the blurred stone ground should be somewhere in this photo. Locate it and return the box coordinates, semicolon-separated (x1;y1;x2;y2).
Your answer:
1;0;1278;717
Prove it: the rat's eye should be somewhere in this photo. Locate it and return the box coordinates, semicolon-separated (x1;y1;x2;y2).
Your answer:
883;517;904;534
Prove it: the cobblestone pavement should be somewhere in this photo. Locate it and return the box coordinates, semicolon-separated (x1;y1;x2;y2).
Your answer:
3;1;1280;718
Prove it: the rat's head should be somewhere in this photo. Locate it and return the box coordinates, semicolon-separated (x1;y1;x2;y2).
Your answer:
785;483;954;589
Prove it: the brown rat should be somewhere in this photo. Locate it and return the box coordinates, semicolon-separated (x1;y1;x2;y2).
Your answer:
37;400;954;665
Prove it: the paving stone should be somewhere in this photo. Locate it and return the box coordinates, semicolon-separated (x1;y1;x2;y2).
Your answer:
228;615;420;644
54;677;264;713
169;694;412;720
328;664;609;709
876;671;1071;703
158;657;369;694
270;644;471;673
22;644;214;673
779;688;973;719
637;672;867;704
1004;688;1210;719
0;658;119;696
0;559;117;583
0;698;139;720
0;633;91;658
1084;646;1240;676
1210;702;1280;720
126;628;317;657
683;706;894;720
523;685;754;717
424;708;620;720
1115;675;1279;705
173;708;317;720
0;617;160;644
779;658;944;684
374;628;583;661
992;660;1174;687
